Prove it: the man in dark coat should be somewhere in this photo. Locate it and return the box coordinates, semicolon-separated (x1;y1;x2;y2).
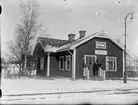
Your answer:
93;60;100;76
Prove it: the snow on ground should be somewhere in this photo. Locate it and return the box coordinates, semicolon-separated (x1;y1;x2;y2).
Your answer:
1;91;138;104
1;77;138;104
1;77;138;95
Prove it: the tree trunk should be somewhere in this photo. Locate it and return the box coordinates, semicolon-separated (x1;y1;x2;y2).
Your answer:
23;54;27;76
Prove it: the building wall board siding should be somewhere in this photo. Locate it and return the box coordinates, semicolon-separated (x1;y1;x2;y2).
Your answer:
76;37;123;78
50;51;72;78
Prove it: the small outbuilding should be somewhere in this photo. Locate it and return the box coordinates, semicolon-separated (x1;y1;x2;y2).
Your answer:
33;30;124;79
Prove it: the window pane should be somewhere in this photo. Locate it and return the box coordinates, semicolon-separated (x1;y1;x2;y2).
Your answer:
66;56;70;70
106;57;116;71
61;58;63;69
109;58;111;70
60;57;64;70
114;58;116;70
110;58;113;70
112;58;115;70
86;57;89;65
40;57;44;70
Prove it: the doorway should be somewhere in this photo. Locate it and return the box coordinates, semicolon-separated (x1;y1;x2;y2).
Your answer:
84;55;97;77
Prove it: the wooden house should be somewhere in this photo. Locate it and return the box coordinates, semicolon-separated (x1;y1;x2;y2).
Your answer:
33;30;124;79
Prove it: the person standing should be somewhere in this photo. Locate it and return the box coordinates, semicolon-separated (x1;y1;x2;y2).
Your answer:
93;60;99;76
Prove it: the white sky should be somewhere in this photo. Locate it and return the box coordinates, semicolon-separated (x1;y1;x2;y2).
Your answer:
1;0;138;57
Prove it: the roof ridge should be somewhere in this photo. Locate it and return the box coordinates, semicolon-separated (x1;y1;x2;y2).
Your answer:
72;31;100;42
56;31;101;52
37;36;68;41
88;31;101;37
56;30;124;52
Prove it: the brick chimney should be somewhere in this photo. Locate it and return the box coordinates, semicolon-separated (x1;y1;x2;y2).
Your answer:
79;30;86;39
68;34;75;42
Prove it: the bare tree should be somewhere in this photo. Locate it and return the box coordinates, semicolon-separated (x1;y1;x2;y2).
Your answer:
18;0;42;73
7;0;47;75
7;40;23;72
134;55;138;65
115;36;131;66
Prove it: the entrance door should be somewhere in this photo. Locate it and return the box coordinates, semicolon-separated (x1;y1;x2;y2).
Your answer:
85;55;97;77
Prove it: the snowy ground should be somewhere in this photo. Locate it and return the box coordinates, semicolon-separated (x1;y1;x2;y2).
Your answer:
1;76;138;104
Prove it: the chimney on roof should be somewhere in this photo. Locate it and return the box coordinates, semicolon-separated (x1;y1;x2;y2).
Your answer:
68;34;75;42
79;30;86;39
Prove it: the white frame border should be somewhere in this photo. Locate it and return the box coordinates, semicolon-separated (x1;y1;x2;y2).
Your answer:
65;55;71;71
106;56;117;72
96;41;106;49
84;55;97;64
59;56;64;70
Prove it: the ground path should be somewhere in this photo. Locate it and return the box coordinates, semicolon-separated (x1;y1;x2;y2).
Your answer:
1;76;138;104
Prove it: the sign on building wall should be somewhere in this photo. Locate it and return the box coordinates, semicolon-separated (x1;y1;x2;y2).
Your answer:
95;50;107;55
96;41;106;49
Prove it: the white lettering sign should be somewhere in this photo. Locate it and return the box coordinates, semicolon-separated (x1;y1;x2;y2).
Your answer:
96;41;106;49
95;50;107;55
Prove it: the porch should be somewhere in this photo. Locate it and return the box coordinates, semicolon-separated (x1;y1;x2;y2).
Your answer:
83;68;106;80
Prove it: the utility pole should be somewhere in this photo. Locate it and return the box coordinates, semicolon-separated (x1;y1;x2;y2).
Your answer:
124;13;134;83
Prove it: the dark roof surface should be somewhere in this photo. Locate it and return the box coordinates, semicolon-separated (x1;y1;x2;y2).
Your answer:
56;31;99;52
37;37;70;48
35;31;124;53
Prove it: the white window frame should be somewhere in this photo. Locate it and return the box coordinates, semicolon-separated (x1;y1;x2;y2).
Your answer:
59;56;64;70
65;55;71;71
84;55;97;64
106;56;117;71
96;41;106;49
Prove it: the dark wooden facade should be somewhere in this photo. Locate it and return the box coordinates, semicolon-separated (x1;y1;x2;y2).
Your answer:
50;51;72;77
26;55;36;70
75;37;123;78
34;43;46;76
34;33;123;79
34;44;73;77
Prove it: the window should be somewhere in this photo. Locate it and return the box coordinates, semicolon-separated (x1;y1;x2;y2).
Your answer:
40;57;44;70
106;56;117;71
31;61;35;67
59;56;64;70
66;55;71;71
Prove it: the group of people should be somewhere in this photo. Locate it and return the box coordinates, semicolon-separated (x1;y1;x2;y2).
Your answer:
83;60;102;78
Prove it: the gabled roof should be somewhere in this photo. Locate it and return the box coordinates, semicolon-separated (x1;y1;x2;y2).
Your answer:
34;31;124;53
56;31;124;52
34;37;70;52
38;37;69;47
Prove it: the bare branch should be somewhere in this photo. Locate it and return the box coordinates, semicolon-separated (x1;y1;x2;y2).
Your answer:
7;0;49;72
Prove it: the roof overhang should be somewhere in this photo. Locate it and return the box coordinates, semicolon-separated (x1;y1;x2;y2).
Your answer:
70;32;124;50
56;48;73;52
44;45;58;52
32;40;45;55
34;31;125;54
33;40;59;54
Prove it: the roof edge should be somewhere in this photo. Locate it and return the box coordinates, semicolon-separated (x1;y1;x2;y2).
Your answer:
70;31;100;49
33;40;45;55
70;31;124;50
